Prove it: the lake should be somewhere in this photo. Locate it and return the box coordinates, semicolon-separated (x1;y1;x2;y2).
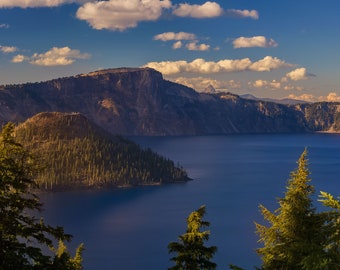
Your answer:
40;134;340;269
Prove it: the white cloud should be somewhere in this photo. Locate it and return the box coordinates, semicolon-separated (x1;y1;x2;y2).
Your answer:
172;41;183;49
283;85;304;91
11;54;27;63
324;92;340;102
285;93;339;102
76;0;171;31
286;93;317;102
0;24;9;28
186;41;210;51
0;0;90;8
250;79;281;90
29;47;90;66
285;67;315;81
11;47;90;66
225;9;259;19
286;92;340;103
249;56;293;72
0;45;17;53
173;1;223;18
173;76;241;91
144;56;293;75
154;31;210;51
154;32;196;41
233;36;278;48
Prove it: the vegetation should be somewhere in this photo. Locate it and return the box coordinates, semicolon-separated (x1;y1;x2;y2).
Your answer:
0;123;83;269
255;149;340;269
168;205;217;270
5;113;340;270
168;150;340;270
14;112;189;190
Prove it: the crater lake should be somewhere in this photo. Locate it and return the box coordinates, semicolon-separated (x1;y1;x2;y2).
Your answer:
40;134;340;269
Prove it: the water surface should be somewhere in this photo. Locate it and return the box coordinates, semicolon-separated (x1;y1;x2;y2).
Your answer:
40;134;340;269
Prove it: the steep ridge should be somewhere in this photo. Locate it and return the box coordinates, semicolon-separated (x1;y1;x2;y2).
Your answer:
14;112;189;190
1;67;340;135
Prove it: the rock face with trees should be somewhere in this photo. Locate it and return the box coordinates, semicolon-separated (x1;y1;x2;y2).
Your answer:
1;67;340;135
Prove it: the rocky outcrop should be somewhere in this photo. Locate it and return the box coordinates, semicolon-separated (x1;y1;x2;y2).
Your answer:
1;67;340;135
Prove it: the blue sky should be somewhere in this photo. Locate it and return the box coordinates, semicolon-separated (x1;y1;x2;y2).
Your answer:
1;0;340;102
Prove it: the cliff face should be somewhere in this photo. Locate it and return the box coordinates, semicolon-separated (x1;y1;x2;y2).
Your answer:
1;67;340;135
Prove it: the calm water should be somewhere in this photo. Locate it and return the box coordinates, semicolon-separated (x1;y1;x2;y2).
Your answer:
40;134;340;269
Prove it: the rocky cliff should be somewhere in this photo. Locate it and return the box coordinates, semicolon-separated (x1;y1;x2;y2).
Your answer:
1;67;340;135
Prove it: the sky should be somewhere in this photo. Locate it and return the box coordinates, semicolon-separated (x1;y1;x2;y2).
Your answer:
1;0;340;102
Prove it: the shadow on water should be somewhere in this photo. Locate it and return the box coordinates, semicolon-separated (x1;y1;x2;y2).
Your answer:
40;183;191;270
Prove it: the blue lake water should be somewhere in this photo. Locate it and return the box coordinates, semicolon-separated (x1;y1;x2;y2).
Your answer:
40;134;340;269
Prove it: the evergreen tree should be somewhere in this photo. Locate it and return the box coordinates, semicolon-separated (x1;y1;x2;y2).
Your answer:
255;149;330;269
0;123;83;269
51;240;84;270
168;205;217;270
317;191;340;268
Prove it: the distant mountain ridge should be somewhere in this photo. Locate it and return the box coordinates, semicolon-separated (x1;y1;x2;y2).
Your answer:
240;94;309;105
1;67;340;135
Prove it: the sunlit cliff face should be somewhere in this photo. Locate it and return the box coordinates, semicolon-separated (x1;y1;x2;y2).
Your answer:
1;67;340;135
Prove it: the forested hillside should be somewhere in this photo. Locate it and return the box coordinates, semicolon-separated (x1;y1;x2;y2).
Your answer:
14;112;189;190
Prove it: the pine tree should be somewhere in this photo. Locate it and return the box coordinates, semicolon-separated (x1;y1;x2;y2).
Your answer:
229;149;340;269
0;123;83;269
168;205;217;270
317;191;340;268
255;149;332;269
51;240;84;270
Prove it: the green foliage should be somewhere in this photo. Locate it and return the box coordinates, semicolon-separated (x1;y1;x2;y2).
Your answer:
14;113;188;190
317;192;340;268
0;122;83;269
255;149;340;269
168;205;217;270
51;240;84;270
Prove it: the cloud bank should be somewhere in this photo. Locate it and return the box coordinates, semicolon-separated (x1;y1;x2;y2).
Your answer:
1;1;260;31
174;76;241;91
144;56;293;75
287;92;340;103
75;1;259;31
12;47;90;66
